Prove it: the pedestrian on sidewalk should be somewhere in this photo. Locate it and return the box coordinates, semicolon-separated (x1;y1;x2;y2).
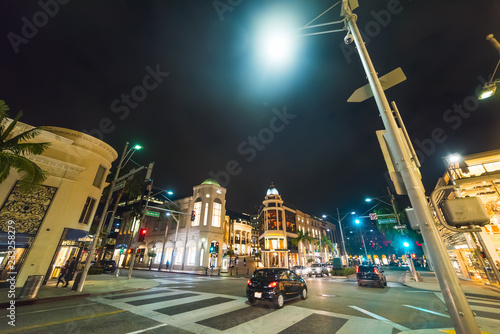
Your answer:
63;257;76;288
56;261;68;287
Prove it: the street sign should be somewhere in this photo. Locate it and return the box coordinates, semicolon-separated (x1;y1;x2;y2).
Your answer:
146;210;160;217
114;180;126;192
394;225;407;230
369;213;377;220
120;247;125;254
378;218;398;224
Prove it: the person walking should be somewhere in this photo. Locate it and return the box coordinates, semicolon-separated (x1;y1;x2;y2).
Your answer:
63;257;77;288
56;261;68;287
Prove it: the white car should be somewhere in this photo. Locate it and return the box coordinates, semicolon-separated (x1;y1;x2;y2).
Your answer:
291;265;309;277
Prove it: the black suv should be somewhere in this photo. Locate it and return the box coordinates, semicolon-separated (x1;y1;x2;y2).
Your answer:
246;268;307;308
356;265;387;287
101;260;117;273
309;263;329;277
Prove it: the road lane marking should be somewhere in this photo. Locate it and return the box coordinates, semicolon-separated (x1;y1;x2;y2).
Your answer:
18;302;99;315
3;309;125;333
126;324;167;333
403;305;449;317
406;290;431;293
434;292;446;304
348;305;410;331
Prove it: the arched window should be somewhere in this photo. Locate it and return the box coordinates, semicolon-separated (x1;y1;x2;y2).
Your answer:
212;198;222;227
193;198;202;226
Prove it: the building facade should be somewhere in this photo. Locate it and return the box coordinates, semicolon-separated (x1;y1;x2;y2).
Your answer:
439;150;500;283
0;122;117;287
257;184;337;268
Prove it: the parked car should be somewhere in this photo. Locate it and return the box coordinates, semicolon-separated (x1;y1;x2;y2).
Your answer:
309;263;329;277
356;265;387;287
246;268;307;309
101;260;117;273
325;262;334;271
291;265;309;277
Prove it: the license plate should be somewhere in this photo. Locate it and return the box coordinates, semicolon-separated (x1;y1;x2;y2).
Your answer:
254;292;262;298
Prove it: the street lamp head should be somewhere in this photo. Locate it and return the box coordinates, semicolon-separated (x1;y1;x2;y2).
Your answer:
322;215;327;218
167;191;174;196
351;211;356;215
403;242;410;248
365;198;372;202
355;219;360;224
133;144;143;150
479;83;497;100
445;153;461;164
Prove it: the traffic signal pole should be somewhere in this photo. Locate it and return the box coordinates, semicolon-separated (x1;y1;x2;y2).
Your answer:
128;179;153;279
343;2;479;333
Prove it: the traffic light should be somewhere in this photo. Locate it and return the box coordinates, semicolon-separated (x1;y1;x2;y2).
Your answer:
210;244;215;253
138;228;147;242
215;242;219;253
411;253;417;259
191;210;196;221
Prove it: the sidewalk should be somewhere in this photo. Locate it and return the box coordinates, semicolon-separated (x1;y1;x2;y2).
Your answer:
403;270;500;299
0;273;159;308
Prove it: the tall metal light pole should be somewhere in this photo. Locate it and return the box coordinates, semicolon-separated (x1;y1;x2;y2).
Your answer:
341;1;479;332
323;210;355;266
77;142;141;292
355;220;369;262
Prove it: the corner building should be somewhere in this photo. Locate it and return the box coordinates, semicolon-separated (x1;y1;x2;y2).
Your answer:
257;184;336;268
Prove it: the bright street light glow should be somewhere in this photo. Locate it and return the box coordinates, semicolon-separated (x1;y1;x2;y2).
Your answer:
167;191;174;196
355;219;360;224
351;211;356;215
365;198;372;202
133;144;143;150
322;215;327;218
257;30;297;68
403;242;410;247
479;84;496;100
446;153;461;164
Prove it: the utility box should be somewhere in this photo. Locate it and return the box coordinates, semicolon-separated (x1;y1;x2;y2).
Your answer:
441;197;490;227
405;207;419;230
332;257;343;269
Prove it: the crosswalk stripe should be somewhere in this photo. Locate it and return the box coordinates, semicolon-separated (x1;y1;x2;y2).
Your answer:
349;306;410;331
126;292;198;306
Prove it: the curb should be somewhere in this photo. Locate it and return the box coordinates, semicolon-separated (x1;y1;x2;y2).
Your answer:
0;285;154;309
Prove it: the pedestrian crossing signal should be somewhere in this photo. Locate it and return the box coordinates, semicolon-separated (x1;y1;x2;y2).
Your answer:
191;210;196;221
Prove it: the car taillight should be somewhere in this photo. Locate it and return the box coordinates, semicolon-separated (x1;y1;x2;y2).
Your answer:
356;266;359;273
247;279;251;285
374;268;379;274
268;281;278;288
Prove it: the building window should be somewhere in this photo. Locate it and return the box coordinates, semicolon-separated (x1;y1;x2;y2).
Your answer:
203;203;209;226
93;165;106;188
175;247;184;264
212;199;222;227
79;197;96;225
193;198;202;226
187;247;196;265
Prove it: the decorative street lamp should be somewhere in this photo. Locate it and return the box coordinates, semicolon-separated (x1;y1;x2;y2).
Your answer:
478;34;500;100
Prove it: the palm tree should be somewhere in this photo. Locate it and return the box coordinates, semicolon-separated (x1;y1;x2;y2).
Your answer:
0;100;50;192
292;231;316;264
320;234;334;260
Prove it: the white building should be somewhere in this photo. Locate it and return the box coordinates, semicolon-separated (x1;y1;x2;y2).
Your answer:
0;121;117;287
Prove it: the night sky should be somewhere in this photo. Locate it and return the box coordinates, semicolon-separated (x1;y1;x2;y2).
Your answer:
1;1;499;218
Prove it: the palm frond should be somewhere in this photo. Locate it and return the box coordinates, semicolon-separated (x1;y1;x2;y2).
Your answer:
0;100;10;118
5;142;51;155
10;155;48;193
2;127;43;146
0;110;23;143
0;152;13;183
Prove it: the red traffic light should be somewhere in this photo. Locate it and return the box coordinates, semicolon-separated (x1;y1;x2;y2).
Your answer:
141;229;147;234
411;253;417;259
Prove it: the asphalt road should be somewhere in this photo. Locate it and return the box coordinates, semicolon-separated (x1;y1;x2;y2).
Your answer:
1;269;498;333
